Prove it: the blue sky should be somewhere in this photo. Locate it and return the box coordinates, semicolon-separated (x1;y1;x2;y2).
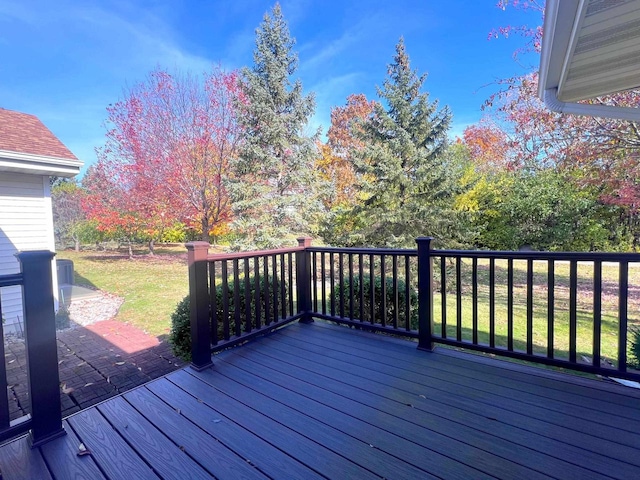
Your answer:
0;0;542;176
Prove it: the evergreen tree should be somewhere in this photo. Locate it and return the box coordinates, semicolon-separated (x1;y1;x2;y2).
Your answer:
349;38;461;248
229;3;321;249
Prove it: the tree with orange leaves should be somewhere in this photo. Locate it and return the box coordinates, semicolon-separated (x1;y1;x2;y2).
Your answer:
317;94;377;208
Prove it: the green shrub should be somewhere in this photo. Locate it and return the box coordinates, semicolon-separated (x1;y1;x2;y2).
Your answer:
169;296;192;361
161;223;187;243
331;275;418;329
169;275;289;361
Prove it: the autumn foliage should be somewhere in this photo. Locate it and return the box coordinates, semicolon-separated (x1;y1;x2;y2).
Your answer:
83;67;244;246
317;94;377;207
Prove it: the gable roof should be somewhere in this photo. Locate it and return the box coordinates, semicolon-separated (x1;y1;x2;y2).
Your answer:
539;0;640;121
0;108;83;177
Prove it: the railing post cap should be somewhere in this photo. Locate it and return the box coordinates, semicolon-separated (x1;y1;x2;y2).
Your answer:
297;237;313;248
15;250;56;262
186;241;211;251
416;237;434;244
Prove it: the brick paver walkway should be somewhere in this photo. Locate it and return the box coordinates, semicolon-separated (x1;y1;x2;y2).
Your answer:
5;320;185;421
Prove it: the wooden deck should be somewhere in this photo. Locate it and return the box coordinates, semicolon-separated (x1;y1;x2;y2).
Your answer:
1;321;640;479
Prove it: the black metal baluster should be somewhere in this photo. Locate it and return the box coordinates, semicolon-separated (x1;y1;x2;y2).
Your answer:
593;260;602;369
489;257;495;348
280;253;286;319
254;257;261;330
321;252;327;315
369;254;375;323
392;255;398;329
272;254;279;321
507;258;513;351
618;261;629;373
221;261;230;340
210;261;218;345
312;252;318;313
233;259;241;337
339;253;345;319
288;252;294;317
330;252;335;317
359;253;364;322
405;255;411;331
441;256;447;338
547;260;555;358
569;260;578;363
526;258;533;355
264;256;271;326
244;258;251;333
349;254;354;320
381;255;387;327
472;257;478;344
456;257;462;342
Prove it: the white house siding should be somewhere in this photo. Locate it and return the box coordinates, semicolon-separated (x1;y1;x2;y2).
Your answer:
0;172;57;335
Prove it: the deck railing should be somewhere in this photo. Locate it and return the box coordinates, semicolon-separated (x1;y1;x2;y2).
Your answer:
0;251;65;447
187;238;312;370
307;246;419;337
188;237;640;381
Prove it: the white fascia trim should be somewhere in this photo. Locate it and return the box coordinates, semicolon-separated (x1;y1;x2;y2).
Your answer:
556;0;588;101
538;0;561;99
0;149;83;177
544;88;640;121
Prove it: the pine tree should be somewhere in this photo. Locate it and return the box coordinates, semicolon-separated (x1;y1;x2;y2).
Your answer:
229;3;321;249
350;38;461;248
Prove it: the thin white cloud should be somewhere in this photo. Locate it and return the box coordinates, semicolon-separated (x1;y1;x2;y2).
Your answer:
299;13;385;74
308;72;363;135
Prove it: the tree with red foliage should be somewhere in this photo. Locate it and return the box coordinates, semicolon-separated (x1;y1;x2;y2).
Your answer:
318;94;377;208
93;67;244;245
462;120;511;172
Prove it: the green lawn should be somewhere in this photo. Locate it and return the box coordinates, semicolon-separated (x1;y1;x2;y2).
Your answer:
58;245;193;337
432;259;640;367
58;246;640;366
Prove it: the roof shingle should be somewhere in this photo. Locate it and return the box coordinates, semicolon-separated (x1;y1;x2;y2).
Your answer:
0;108;78;161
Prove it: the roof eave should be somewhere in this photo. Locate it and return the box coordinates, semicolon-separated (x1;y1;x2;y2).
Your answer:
539;0;640;120
0;149;83;178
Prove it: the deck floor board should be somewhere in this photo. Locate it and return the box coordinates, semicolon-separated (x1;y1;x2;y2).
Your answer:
40;419;106;480
276;326;640;432
1;320;640;479
233;335;640;478
219;343;616;480
270;327;640;448
122;387;269;480
188;365;440;480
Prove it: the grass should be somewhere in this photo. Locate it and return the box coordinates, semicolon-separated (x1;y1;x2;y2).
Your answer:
312;255;640;368
58;245;193;337
431;258;640;368
58;245;640;368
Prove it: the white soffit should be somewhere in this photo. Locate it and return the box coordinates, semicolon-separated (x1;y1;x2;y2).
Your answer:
539;0;640;120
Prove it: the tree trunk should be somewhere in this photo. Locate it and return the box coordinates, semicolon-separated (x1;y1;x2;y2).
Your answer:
201;218;210;243
128;242;133;259
148;239;155;256
74;239;80;252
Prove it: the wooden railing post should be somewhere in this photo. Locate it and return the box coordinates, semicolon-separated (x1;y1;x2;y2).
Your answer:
186;242;213;371
296;237;313;323
416;237;435;351
16;250;66;448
